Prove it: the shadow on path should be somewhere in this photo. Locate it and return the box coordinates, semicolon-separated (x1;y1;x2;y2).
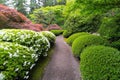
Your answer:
42;35;81;80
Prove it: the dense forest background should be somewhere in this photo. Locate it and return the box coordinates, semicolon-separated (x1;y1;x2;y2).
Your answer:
0;0;66;15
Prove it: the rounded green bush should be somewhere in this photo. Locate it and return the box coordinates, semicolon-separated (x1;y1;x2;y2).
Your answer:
0;42;36;80
72;35;108;57
63;30;72;38
50;30;64;36
67;32;90;45
0;29;50;56
80;45;120;80
40;31;56;46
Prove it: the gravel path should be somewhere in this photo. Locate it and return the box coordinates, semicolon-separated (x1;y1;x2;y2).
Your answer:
42;35;81;80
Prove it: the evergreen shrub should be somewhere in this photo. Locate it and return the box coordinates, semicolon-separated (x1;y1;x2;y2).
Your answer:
0;42;36;80
40;31;56;45
72;35;108;57
0;29;50;56
67;32;90;46
51;30;64;36
80;45;120;80
62;30;72;38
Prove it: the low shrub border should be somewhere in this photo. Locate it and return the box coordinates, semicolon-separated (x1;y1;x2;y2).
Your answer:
66;32;90;46
0;29;50;56
50;30;64;36
40;31;56;46
0;42;36;80
72;35;108;57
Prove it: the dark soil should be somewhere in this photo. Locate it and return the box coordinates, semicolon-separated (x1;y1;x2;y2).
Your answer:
42;35;81;80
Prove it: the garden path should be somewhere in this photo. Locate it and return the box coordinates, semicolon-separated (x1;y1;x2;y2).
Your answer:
42;35;81;80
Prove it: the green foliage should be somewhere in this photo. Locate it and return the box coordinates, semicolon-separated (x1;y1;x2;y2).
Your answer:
57;0;66;5
79;0;120;5
40;31;56;45
72;35;108;57
0;42;36;80
30;5;65;27
51;30;64;36
63;0;104;33
67;32;90;46
63;0;120;35
29;0;41;13
12;0;27;15
98;8;120;40
0;29;50;56
0;0;6;4
29;48;54;80
80;45;120;80
63;0;76;18
62;30;72;38
110;40;120;50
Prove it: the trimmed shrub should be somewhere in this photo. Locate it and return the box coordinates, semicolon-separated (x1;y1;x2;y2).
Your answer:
72;35;108;57
110;40;120;50
67;32;90;46
80;45;120;80
40;31;56;45
51;30;64;36
0;29;50;56
0;42;36;80
63;30;72;38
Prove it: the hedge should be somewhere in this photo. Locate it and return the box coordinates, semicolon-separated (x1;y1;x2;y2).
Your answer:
0;42;37;80
62;30;72;38
0;29;50;56
40;31;56;46
66;32;90;46
80;45;120;80
50;30;64;36
72;35;108;57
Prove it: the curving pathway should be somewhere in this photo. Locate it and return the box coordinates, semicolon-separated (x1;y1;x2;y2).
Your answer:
42;35;81;80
